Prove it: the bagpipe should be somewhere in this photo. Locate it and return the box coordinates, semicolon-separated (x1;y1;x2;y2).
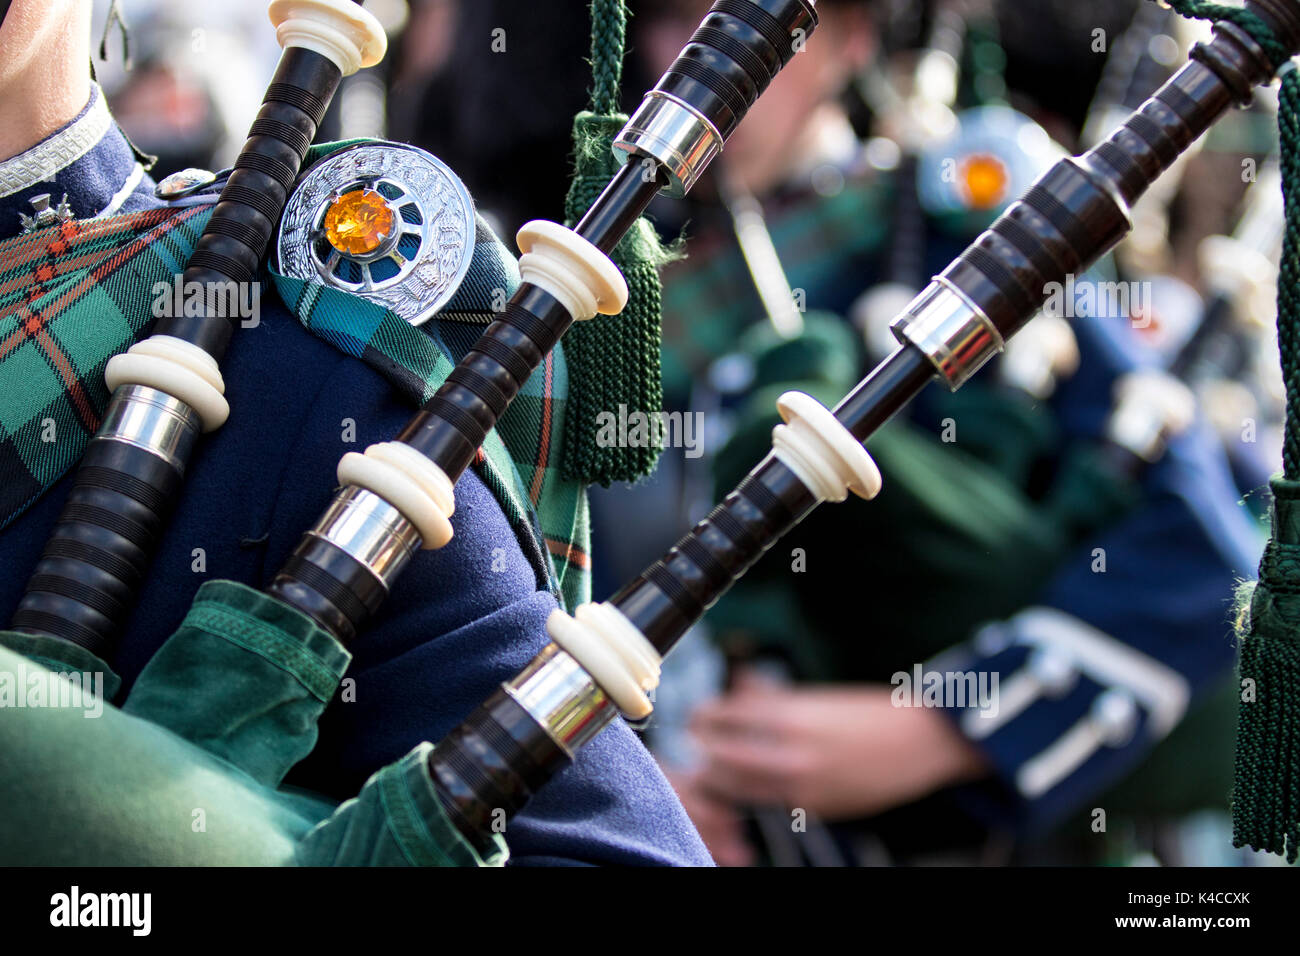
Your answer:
6;0;1299;865
869;0;1190;513
0;0;824;864
8;0;824;651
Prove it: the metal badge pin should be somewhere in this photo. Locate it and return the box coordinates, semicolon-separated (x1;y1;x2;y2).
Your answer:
19;193;75;234
154;168;218;200
275;143;477;326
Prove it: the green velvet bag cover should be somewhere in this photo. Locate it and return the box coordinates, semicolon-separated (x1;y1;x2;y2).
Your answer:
0;581;505;866
122;580;352;789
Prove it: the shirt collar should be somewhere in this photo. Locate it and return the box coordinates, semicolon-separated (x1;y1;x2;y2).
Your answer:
0;83;161;239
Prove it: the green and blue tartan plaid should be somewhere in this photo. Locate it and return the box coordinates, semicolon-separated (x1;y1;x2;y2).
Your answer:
0;204;211;531
659;173;893;399
0;140;592;611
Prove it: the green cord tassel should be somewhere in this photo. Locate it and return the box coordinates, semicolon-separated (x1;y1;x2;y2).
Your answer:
1160;0;1300;861
1235;64;1300;859
560;0;675;486
1234;481;1300;862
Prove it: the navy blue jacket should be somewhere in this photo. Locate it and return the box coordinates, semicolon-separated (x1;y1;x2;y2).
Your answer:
933;306;1263;830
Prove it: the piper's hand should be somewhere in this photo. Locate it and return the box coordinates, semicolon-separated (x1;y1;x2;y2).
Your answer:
662;766;756;868
689;670;989;821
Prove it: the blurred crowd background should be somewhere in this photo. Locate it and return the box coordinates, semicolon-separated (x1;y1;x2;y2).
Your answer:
94;0;1294;866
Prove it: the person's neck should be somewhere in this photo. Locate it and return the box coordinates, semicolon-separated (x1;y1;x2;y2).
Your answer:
0;2;92;162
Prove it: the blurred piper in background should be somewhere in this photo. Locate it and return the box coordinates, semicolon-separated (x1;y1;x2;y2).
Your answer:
598;0;1278;866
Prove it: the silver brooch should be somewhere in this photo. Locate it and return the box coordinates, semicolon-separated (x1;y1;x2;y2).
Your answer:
20;194;75;233
275;143;477;326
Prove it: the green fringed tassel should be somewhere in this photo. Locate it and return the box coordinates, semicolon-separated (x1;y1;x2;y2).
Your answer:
561;112;673;485
1235;60;1300;862
1234;480;1300;862
1159;0;1300;860
559;1;674;487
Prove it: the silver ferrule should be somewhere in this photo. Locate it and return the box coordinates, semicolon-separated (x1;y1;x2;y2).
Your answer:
95;384;202;472
891;277;1004;390
306;485;421;589
613;90;724;198
504;642;617;754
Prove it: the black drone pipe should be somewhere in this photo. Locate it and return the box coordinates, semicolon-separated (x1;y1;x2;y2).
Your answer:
11;1;381;655
424;0;1300;855
262;0;824;644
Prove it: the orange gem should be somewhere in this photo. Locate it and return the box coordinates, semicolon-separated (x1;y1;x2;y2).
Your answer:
323;189;395;256
959;154;1009;210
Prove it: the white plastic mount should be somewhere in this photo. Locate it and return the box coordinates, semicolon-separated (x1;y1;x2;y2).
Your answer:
337;441;456;549
516;220;629;321
547;602;662;719
268;0;387;76
771;391;883;503
104;335;229;432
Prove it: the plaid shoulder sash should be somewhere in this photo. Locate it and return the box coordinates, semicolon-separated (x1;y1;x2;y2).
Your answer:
0;204;212;530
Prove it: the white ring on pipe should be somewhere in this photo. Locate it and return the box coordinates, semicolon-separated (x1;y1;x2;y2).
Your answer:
104;334;230;431
547;601;662;719
579;601;661;686
337;441;455;549
771;391;882;503
268;0;387;76
516;220;628;321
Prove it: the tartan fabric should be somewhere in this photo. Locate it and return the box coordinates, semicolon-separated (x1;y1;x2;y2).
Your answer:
0;203;213;531
659;173;892;398
269;141;592;610
441;321;592;606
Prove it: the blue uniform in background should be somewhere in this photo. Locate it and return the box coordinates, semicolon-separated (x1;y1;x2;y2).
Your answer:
934;308;1262;834
638;123;1263;858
